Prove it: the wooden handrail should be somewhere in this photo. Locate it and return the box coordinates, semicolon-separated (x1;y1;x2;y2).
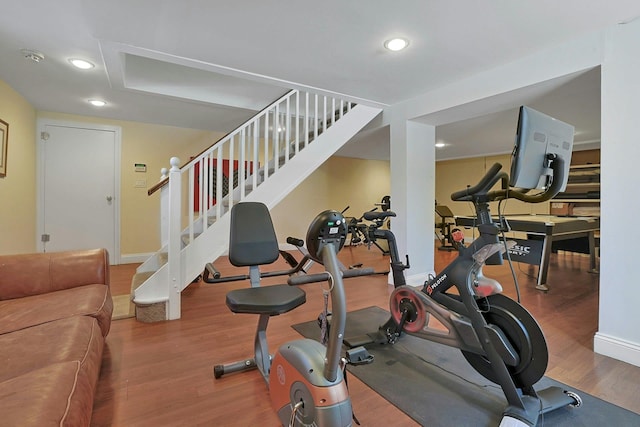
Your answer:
147;177;169;196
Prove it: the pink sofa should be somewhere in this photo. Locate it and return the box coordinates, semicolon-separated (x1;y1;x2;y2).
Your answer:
0;248;113;426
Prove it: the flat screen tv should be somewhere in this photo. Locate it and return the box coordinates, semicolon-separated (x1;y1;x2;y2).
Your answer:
509;106;574;191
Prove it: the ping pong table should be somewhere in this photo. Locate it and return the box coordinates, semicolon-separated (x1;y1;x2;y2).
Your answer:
455;214;599;291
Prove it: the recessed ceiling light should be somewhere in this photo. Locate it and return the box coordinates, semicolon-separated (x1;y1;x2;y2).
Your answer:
384;38;409;52
435;142;446;148
70;58;94;69
88;99;106;107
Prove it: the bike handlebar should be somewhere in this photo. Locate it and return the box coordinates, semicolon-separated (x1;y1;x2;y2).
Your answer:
450;155;566;204
286;236;305;247
451;163;506;202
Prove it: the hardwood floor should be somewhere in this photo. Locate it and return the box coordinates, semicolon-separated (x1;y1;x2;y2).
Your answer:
93;244;640;426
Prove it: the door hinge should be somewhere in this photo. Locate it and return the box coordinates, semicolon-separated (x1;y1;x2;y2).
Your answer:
41;131;50;140
41;234;50;242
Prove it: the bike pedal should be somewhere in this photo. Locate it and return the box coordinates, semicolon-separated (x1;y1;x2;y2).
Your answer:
346;346;374;365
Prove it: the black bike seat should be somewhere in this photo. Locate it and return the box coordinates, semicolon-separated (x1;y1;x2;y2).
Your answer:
363;211;396;221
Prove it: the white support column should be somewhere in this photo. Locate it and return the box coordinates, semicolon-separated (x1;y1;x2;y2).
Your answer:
389;119;436;286
167;157;182;320
595;20;640;367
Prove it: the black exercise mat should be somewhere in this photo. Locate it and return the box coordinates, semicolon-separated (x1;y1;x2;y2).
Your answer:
292;306;640;427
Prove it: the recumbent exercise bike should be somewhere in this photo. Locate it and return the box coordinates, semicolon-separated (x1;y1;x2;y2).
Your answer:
213;202;354;427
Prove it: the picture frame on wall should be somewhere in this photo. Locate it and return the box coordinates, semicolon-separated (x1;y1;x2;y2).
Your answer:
0;118;7;177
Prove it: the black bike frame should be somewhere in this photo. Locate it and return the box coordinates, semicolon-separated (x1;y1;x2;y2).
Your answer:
424;199;502;311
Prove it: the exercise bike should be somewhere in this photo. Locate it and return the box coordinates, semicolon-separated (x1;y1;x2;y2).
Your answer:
382;157;582;427
214;202;353;427
271;210;353;426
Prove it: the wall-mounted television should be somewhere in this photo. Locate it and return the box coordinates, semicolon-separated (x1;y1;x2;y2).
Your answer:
509;106;574;191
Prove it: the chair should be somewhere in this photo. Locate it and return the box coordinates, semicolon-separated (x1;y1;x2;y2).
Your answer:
213;202;306;381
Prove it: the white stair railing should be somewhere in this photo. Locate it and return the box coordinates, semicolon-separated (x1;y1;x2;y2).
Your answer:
177;90;353;248
138;89;365;320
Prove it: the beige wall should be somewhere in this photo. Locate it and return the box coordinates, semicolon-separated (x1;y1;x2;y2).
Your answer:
0;80;37;255
271;156;391;243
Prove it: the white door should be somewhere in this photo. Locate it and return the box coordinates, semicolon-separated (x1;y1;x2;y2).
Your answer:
38;121;120;263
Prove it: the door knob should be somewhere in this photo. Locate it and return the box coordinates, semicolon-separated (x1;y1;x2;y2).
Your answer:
106;196;113;202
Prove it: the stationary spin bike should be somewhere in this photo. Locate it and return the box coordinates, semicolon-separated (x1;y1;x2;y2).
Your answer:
383;157;582;427
214;203;353;427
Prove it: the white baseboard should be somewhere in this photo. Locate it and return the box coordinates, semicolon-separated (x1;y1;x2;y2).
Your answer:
120;253;154;264
122;245;295;266
594;332;640;367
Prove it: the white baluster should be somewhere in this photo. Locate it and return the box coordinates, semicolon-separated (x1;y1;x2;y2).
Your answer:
240;128;246;199
305;92;310;147
252;120;259;190
314;94;319;141
331;97;336;127
295;91;300;155
215;146;223;219
228;134;235;209
159;167;169;247
263;112;269;179
285;96;290;163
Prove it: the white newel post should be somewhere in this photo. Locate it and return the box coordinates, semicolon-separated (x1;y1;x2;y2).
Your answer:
159;167;169;247
167;157;182;320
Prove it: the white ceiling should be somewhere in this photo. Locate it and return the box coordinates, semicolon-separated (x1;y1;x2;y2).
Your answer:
1;1;639;160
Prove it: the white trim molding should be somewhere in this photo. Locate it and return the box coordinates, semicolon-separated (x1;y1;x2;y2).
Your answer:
594;332;640;367
120;253;156;264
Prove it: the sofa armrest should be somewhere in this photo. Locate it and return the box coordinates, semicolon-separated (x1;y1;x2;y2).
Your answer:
0;249;109;300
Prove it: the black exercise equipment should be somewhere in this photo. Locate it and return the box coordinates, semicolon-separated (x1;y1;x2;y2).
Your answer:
203;233;376;284
213;202;306;381
375;195;391;212
213;203;355;426
435;204;464;251
202;242;308;283
379;156;582;426
359;210;409;287
345;207;395;256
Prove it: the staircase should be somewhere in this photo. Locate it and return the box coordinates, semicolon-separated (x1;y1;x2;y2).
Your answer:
131;89;382;321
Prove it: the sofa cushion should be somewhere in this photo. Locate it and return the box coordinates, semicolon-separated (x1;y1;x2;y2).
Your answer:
0;248;109;300
0;315;104;384
0;361;95;427
0;284;113;337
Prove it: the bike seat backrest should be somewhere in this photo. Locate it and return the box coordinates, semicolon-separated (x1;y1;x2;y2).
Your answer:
363;210;396;222
229;202;280;267
435;205;454;218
